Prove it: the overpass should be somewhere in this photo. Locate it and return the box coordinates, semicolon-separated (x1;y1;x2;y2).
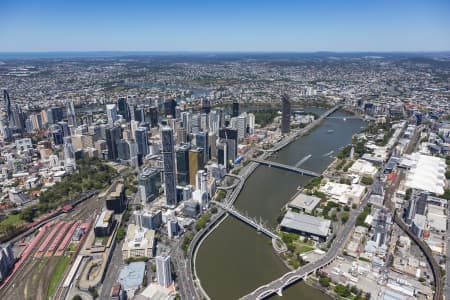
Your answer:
393;212;442;300
240;189;371;300
251;158;320;177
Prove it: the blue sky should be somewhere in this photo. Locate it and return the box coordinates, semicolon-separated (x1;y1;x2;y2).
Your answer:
0;0;449;52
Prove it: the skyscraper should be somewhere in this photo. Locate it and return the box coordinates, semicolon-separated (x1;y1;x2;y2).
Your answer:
161;126;177;206
156;255;172;288
105;125;122;160
201;97;211;114
135;127;149;158
66;100;77;127
3;90;15;127
117;97;131;121
195;131;209;163
149;106;158;128
106;104;118;125
281;94;291;134
188;148;204;187
139;167;161;203
164;99;177;118
175;144;190;186
232;100;240;118
63;136;76;171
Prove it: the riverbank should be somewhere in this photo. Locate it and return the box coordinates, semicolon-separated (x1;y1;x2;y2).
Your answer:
195;108;365;300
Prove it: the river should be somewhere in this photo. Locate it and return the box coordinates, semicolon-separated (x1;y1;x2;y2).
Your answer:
196;109;365;300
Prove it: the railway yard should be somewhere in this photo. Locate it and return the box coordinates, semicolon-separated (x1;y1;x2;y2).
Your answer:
0;191;105;300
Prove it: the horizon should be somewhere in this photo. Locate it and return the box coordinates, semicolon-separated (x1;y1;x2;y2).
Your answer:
1;0;450;52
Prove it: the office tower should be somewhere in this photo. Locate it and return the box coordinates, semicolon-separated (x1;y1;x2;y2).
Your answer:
3;90;15;127
47;107;64;125
58;121;70;137
175;144;190;186
105;125;122;160
201;98;211;114
191;113;201;134
195;132;209;163
117;97;131;121
200;113;208;131
248;113;255;134
195;169;208;193
136;209;162;230
181;111;191;134
66;100;77;127
139;167;162;203
133;106;145;123
116;139;131;161
12;106;26;133
209;132;217;160
63;136;76;171
219;128;238;159
188;148;204;186
149;106;158;128
281;94;291;134
236;113;247;141
156;255;172;288
135;127;149;158
161;126;177;206
164;99;176;118
128;140;139;167
176;127;187;144
232;100;240;117
208;110;220;134
25;118;33;134
217;140;228;167
51;125;64;145
106;104;118;125
30;113;42;131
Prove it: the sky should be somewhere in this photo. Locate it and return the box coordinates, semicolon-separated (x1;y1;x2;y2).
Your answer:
0;0;449;52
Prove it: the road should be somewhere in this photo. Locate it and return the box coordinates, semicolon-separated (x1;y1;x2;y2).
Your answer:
446;204;450;300
240;189;372;300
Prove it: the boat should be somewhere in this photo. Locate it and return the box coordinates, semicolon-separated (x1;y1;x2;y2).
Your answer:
327;129;335;133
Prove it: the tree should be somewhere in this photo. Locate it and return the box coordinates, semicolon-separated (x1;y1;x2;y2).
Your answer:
334;284;351;297
72;296;82;300
341;212;349;224
319;276;331;287
361;176;373;185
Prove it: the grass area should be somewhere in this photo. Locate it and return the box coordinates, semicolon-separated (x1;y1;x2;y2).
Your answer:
0;213;23;227
47;256;71;299
293;239;315;254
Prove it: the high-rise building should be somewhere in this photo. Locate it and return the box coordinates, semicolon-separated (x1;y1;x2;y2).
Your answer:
191;114;201;134
106;104;118;125
116;139;131;161
47;107;64;125
105;125;122;160
133;106;145;123
163;99;176;118
117;97;131;121
149;106;158;128
135;127;149;158
219;128;238;159
236;113;247;141
175;144;190;186
248;113;255;134
51;125;64;145
63;136;76;171
66;100;77;127
201;98;211;114
161;126;177;206
139;167;161;203
181;111;191;133
281;94;291;134
3;90;15;127
156;255;172;288
232;100;240;118
188;148;204;186
195;131;209;163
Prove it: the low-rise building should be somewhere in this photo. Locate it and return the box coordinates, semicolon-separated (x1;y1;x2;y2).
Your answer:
287;193;321;214
122;224;155;260
280;211;331;242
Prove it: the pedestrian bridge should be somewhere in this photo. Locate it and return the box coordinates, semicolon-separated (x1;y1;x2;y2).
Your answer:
250;158;320;177
212;201;287;253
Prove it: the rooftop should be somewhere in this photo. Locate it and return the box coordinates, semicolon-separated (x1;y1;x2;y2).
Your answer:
280;211;331;237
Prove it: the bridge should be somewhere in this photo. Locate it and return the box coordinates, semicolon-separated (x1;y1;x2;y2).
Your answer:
240;189;371;300
212;201;287;253
325;116;363;120
393;212;442;300
251;158;320;177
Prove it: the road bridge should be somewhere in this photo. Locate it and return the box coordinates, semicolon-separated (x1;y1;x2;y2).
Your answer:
251;158;320;177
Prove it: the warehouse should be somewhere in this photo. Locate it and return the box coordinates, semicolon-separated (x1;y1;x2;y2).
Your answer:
280;211;331;242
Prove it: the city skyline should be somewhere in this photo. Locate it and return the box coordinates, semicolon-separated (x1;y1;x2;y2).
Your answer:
1;0;450;52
